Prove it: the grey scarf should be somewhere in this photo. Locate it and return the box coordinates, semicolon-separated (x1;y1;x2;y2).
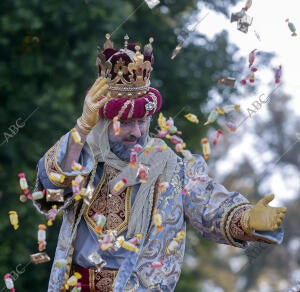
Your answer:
86;119;178;238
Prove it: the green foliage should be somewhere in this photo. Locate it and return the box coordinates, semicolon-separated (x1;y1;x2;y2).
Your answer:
0;0;244;290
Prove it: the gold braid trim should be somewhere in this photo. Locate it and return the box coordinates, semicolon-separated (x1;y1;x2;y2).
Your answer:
44;135;92;188
220;202;252;248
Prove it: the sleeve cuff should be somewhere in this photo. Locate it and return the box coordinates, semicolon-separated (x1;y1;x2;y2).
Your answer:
44;133;95;188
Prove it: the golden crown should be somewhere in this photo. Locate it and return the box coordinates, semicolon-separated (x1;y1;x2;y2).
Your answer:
96;34;154;99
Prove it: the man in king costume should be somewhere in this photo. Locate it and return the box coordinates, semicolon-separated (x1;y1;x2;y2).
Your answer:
33;34;286;291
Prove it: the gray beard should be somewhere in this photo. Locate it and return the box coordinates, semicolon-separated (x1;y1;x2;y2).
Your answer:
109;135;147;162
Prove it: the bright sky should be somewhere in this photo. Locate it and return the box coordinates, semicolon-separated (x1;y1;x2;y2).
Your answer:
194;0;300;203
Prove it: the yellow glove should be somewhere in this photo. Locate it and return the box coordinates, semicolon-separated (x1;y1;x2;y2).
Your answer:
77;77;109;133
241;194;287;233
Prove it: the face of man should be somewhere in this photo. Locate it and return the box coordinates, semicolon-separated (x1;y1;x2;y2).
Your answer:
108;118;150;161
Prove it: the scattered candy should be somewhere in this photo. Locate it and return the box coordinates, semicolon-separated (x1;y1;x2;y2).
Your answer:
204;109;219;126
18;172;32;200
9;211;19;230
4;273;15;292
113;116;120;135
182;178;197;195
225;120;237;132
230;8;246;23
217;77;236;87
49;172;65;183
181;149;195;163
65;272;82;290
153;209;163;232
88;251;106;271
213;129;223;146
47;205;58;226
171;42;183;60
128;234;143;245
166;231;186;254
150;260;164;269
248;49;257;69
111;178;127;195
133;144;143;152
30;252;51;264
55;259;68;268
158;182;169;194
117;236;139;253
201;138;210;160
71;161;84;171
286;18;297;36
244;0;252;11
93;213;106;233
38;224;47;251
184;113;199;124
221;104;240;114
46;189;64;202
71;128;83;145
137;164;149;183
145;0;160;9
129;150;138;168
274;65;282;84
32;190;45;200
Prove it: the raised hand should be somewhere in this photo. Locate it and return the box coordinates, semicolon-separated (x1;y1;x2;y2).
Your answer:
77;77;109;133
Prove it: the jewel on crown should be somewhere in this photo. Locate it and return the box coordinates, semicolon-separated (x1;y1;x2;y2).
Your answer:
96;34;154;99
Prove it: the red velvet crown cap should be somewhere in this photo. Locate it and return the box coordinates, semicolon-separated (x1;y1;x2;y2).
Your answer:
97;39;162;120
98;87;162;120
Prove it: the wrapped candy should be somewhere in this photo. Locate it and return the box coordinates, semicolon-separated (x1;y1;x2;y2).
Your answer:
71;128;83;145
274;65;282;84
30;252;51;264
55;258;68;268
201;138;210;160
158;113;167;130
244;0;252;10
184;113;199;124
213;129;223;146
225;120;237;132
38;224;47;251
112;116;120;135
182;178;197;195
133;144;143;152
71;161;84;171
18;172;32;200
217;77;236;87
181;149;195;163
248;49;257;69
154;144;167;152
145;0;160;9
167;231;186;253
150;260;164;269
46;189;64;202
286;18;297;36
65;272;82;290
93;213;106;233
169;135;183;145
4;273;15;292
88;251;107;271
129;151;138;168
175;143;184;152
158;182;169;193
111;178;127;195
157;130;169;138
171;42;183;60
221;104;240;113
204;109;219;126
49;172;65;183
128;234;143;245
117;236;139;253
137;164;149;183
32;190;45;200
153;210;163;232
47;205;58;226
8;211;19;230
